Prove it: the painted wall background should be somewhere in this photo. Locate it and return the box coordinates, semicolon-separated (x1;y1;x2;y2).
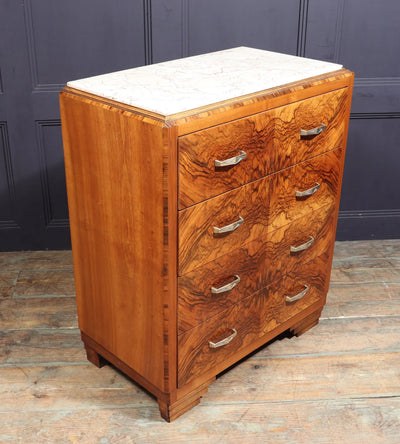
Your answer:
0;0;399;250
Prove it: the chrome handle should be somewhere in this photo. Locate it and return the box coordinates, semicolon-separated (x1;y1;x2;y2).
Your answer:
211;275;241;294
285;285;309;303
300;123;326;137
290;236;315;253
215;150;247;167
295;182;320;198
209;328;238;348
213;216;244;234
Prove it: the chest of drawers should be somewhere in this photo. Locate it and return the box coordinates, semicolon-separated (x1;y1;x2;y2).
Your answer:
60;47;353;421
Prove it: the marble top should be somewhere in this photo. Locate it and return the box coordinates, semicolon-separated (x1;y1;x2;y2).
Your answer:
67;47;343;117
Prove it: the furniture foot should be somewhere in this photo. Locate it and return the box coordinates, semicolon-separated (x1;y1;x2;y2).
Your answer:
290;309;322;337
158;377;215;422
84;344;107;368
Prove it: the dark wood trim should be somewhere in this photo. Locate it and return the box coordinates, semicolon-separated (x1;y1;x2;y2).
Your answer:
339;209;400;219
350;112;400;120
143;0;153;65
296;0;309;57
0;122;19;228
35;120;64;228
181;0;189;58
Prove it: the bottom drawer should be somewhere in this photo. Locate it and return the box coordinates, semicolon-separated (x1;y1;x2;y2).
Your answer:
177;260;330;388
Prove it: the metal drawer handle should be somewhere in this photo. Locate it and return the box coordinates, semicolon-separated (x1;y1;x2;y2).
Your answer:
290;236;315;253
300;123;326;137
213;216;244;234
285;285;309;303
211;275;241;294
295;182;320;198
209;328;238;348
215;150;247;167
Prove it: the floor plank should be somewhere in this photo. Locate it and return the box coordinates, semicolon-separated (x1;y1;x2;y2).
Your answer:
14;270;75;298
332;239;400;260
0;329;84;366
2;352;398;412
0;398;399;444
330;267;400;285
327;283;400;303
0;287;14;299
0;241;399;442
0;250;73;271
0;365;153;412
0;297;78;330
209;352;400;403
0;271;19;287
325;283;400;318
322;300;400;319
332;257;400;270
254;316;400;358
0;271;19;299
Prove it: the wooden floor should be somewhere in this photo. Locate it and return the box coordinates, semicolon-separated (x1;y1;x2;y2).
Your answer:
1;240;399;443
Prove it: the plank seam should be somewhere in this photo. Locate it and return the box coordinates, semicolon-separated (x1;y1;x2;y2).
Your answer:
201;395;400;406
247;349;400;360
12;294;76;299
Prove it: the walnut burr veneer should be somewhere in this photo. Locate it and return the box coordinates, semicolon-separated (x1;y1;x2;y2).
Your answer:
60;47;353;421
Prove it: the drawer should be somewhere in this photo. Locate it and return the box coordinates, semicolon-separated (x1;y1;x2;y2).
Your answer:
178;147;343;275
179;87;349;209
178;262;329;388
178;203;336;333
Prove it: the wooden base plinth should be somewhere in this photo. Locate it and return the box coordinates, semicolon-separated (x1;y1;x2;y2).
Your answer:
82;334;214;422
289;309;323;337
84;344;107;368
158;377;215;422
82;306;322;423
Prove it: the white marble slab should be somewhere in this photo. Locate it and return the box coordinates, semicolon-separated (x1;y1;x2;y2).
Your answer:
67;47;343;117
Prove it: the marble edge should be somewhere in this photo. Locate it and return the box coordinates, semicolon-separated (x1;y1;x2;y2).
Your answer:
163;68;348;120
65;67;350;121
66;47;344;116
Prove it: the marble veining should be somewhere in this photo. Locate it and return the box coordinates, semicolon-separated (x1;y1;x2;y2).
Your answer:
67;47;343;117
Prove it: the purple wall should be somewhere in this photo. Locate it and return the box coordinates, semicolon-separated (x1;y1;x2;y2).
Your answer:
1;0;399;250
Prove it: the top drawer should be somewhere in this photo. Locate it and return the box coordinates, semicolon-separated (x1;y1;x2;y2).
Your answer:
179;87;349;209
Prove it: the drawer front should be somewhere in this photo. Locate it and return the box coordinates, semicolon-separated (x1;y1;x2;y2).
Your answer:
179;87;349;209
178;263;329;388
178;147;343;275
178;203;336;333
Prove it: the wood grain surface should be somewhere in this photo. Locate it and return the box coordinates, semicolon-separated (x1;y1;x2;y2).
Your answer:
179;87;348;208
173;69;354;136
178;203;336;333
60;91;170;391
179;147;343;275
178;264;328;387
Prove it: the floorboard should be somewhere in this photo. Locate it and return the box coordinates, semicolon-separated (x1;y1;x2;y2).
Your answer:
0;240;399;443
